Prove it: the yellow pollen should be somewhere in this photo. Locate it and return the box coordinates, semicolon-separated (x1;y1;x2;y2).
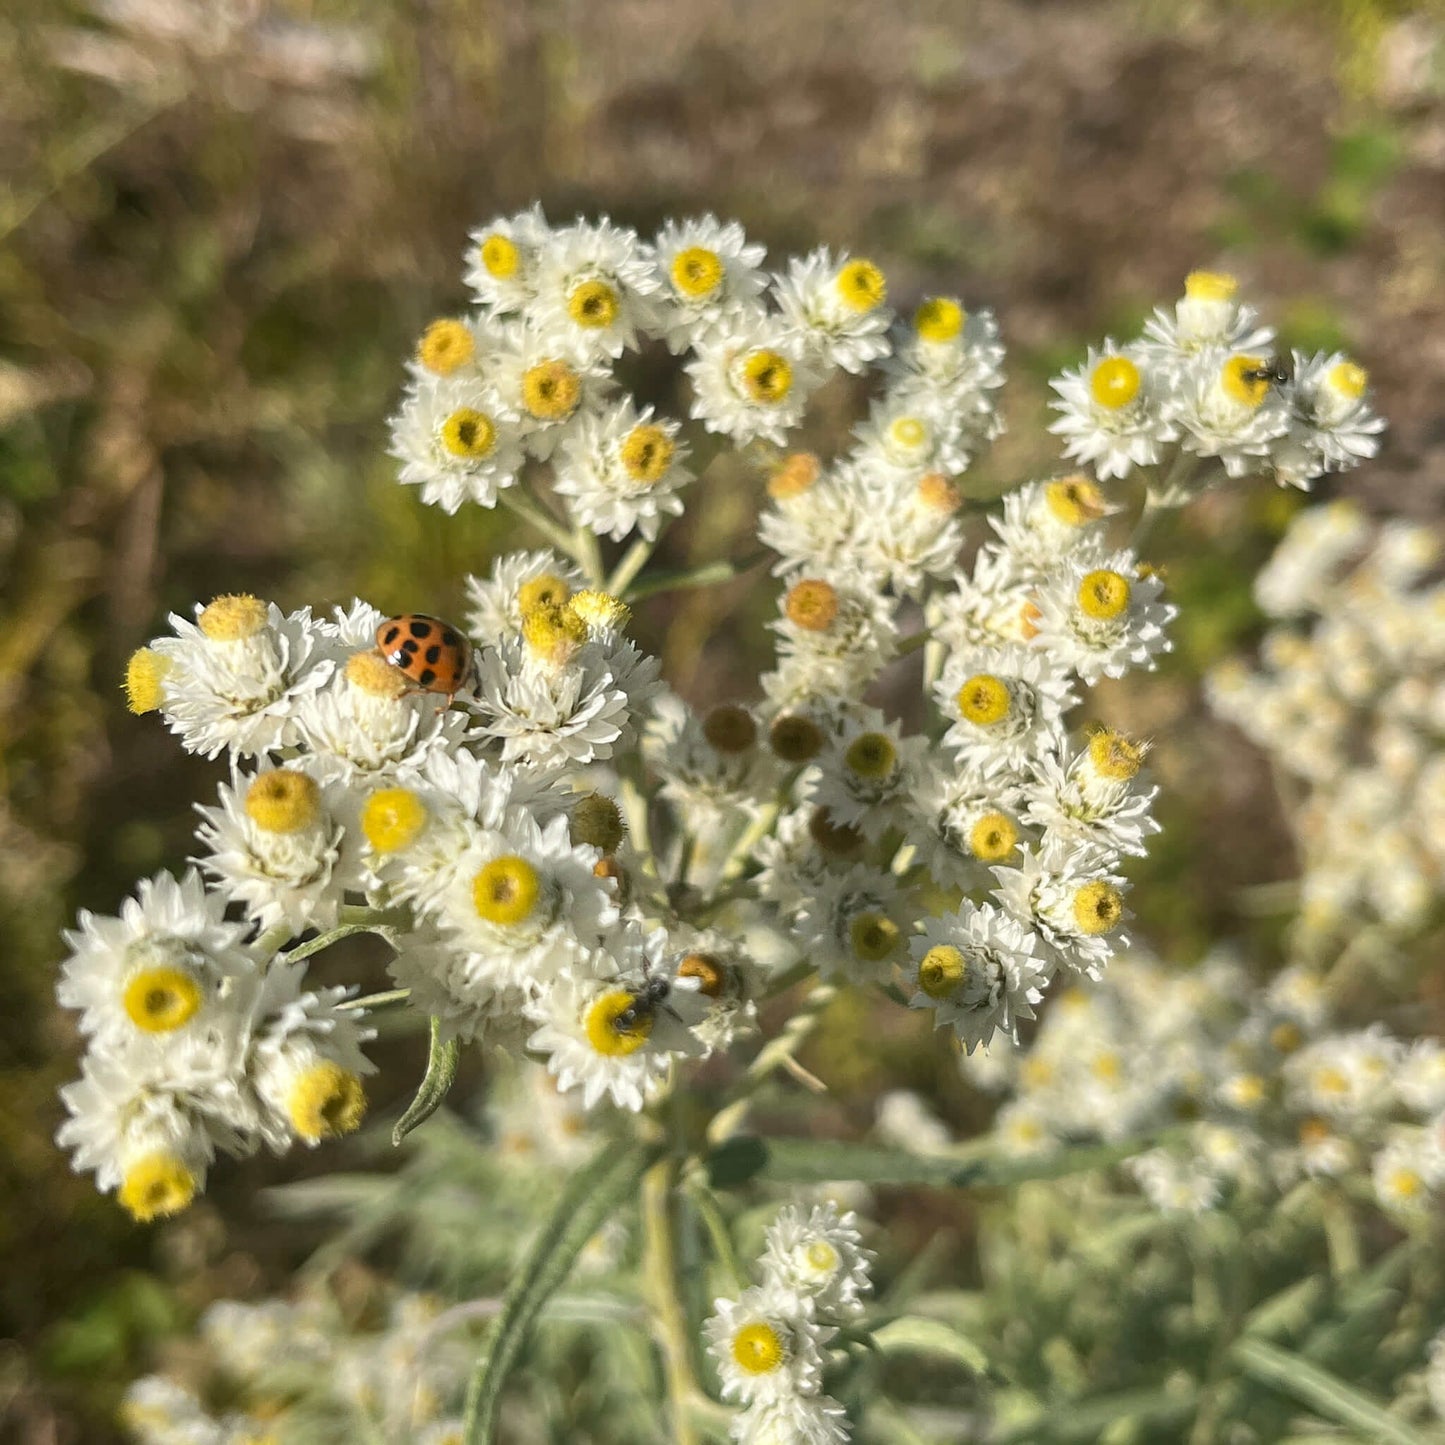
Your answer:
804;1240;839;1272
361;788;427;853
1091;1051;1123;1082
670;246;725;298
123;966;203;1033
119;1153;197;1222
619;424;676;484
956;673;1012;727
287;1061;367;1142
479;232;520;279
969;811;1018;861
1023;1056;1054;1087
1298;1117;1331;1147
1184;270;1238;301
1387;1168;1424;1200
244;769;321;834
849;912;900;963
1077;568;1132;621
441;407;497;459
1088;728;1145;780
1222;354;1271;408
1230;1073;1267;1106
917;472;961;513
767;452;822;500
732;1322;786;1374
417;319;475;376
741;349;793;404
1045;476;1108;526
567;278;620;329
844;731;897;780
889;416;928;450
1269;1021;1303;1054
518;573;572;613
914;296;964;342
198;594;268;642
703;703;757;754
678;952;727;997
347;650;411;699
1090;356;1141;410
784;579;838;632
584;990;654;1057
1327;360;1368;399
568;589;631;633
1314;1066;1349;1096
918;943;966;999
473;855;542;927
124;648;170;714
521;602;589;664
836;258;887;312
769;714;825;762
1073;881;1124;936
572;793;625;854
522;360;582;421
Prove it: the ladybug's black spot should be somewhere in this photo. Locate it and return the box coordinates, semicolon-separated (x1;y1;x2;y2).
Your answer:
425;645;442;664
418;668;437;687
402;638;419;656
410;619;433;639
383;625;402;646
442;628;461;647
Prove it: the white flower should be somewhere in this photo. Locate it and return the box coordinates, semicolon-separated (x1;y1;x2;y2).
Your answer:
904;903;1048;1051
992;843;1129;978
386;928;532;1046
529;215;661;360
643;691;778;824
554;400;691;541
1252;499;1369;617
799;711;923;842
464;204;551;313
928;547;1038;656
1127;1147;1222;1215
1169;348;1291;479
903;755;1026;891
1139;270;1274;378
464;548;584;639
767;574;898;703
487;320;616;459
1048;343;1177;481
389;372;526;512
1398;1040;1445;1117
935;645;1077;768
758;1203;874;1320
986;476;1116;580
1372;1129;1441;1220
686;312;821;446
773;247;893;373
729;1396;850;1445
1021;728;1160;857
649;214;768;352
703;1287;834;1405
1271;352;1386;489
849;388;970;485
793;863;907;985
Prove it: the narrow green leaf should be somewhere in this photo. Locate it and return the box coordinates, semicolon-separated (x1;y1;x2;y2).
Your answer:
991;1385;1197;1443
1230;1338;1436;1445
392;1017;463;1146
462;1138;665;1444
1241;1276;1330;1342
871;1316;991;1376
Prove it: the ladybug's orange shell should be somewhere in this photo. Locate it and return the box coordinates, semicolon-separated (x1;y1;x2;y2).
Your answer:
374;614;473;694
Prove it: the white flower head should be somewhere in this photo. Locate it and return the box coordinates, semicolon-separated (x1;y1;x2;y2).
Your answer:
486;320;616;460
464;204;552;313
794;863;908;985
773;247;893;374
650;213;768;352
935;644;1077;768
800;710;924;842
992;843;1130;978
1139;270;1274;378
686;312;822;446
758;1202;874;1320
1170;348;1292;479
529;215;661;360
987;475;1117;579
1271;352;1386;489
1021;727;1160;857
703;1286;834;1406
464;548;585;639
1048;342;1177;481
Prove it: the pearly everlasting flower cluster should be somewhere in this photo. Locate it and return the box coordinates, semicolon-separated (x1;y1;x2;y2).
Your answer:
705;1202;873;1444
1049;271;1384;497
961;949;1445;1221
1208;502;1444;944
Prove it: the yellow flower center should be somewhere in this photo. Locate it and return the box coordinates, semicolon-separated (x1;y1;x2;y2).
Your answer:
287;1061;367;1142
123;966;203;1033
1184;270;1238;301
769;714;825;763
1045;476;1108;526
917;472;961;513
472;855;542;926
732;1322;786;1374
703;703;757;754
969;812;1018;861
1073;881;1124;935
1314;1066;1349;1096
441;407;497;460
1388;1167;1424;1200
836;258;887;312
518;573;571;613
1327;360;1368;399
678;952;727;997
888;416;928;449
849;912;900;962
119;1153;197;1222
784;579;838;632
522;360;583;421
1090;356;1141;410
521;602;589;664
1088;728;1144;780
670;246;725;298
572;792;625;854
567;279;620;329
804;1239;839;1272
1091;1051;1123;1082
198;594;268;642
245;769;321;834
1230;1073;1267;1107
844;731;896;780
918;944;966;999
1269;1021;1303;1054
619;423;676;484
767;452;821;500
914;296;964;342
124;648;171;714
1221;354;1271;408
568;590;630;633
583;990;654;1057
1077;568;1132;621
417;319;475;376
346;650;411;699
956;673;1012;727
361;788;428;853
741;349;793;404
479;232;520;279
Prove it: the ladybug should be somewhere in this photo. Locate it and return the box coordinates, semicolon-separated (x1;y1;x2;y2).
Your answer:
374;614;474;703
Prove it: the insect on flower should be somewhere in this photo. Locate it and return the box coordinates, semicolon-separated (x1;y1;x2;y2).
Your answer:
374;613;475;703
613;972;678;1034
1239;360;1291;388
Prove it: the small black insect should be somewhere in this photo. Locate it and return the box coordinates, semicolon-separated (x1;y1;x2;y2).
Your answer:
1239;360;1291;388
614;973;677;1033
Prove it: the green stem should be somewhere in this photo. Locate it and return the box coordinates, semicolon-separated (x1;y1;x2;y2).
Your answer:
606;535;656;597
573;524;606;589
641;1156;703;1445
684;1179;748;1292
498;488;582;559
895;630;932;657
626;550;770;603
336;987;412;1013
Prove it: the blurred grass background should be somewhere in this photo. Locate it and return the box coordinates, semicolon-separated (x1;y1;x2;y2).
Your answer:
1;0;1443;1437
